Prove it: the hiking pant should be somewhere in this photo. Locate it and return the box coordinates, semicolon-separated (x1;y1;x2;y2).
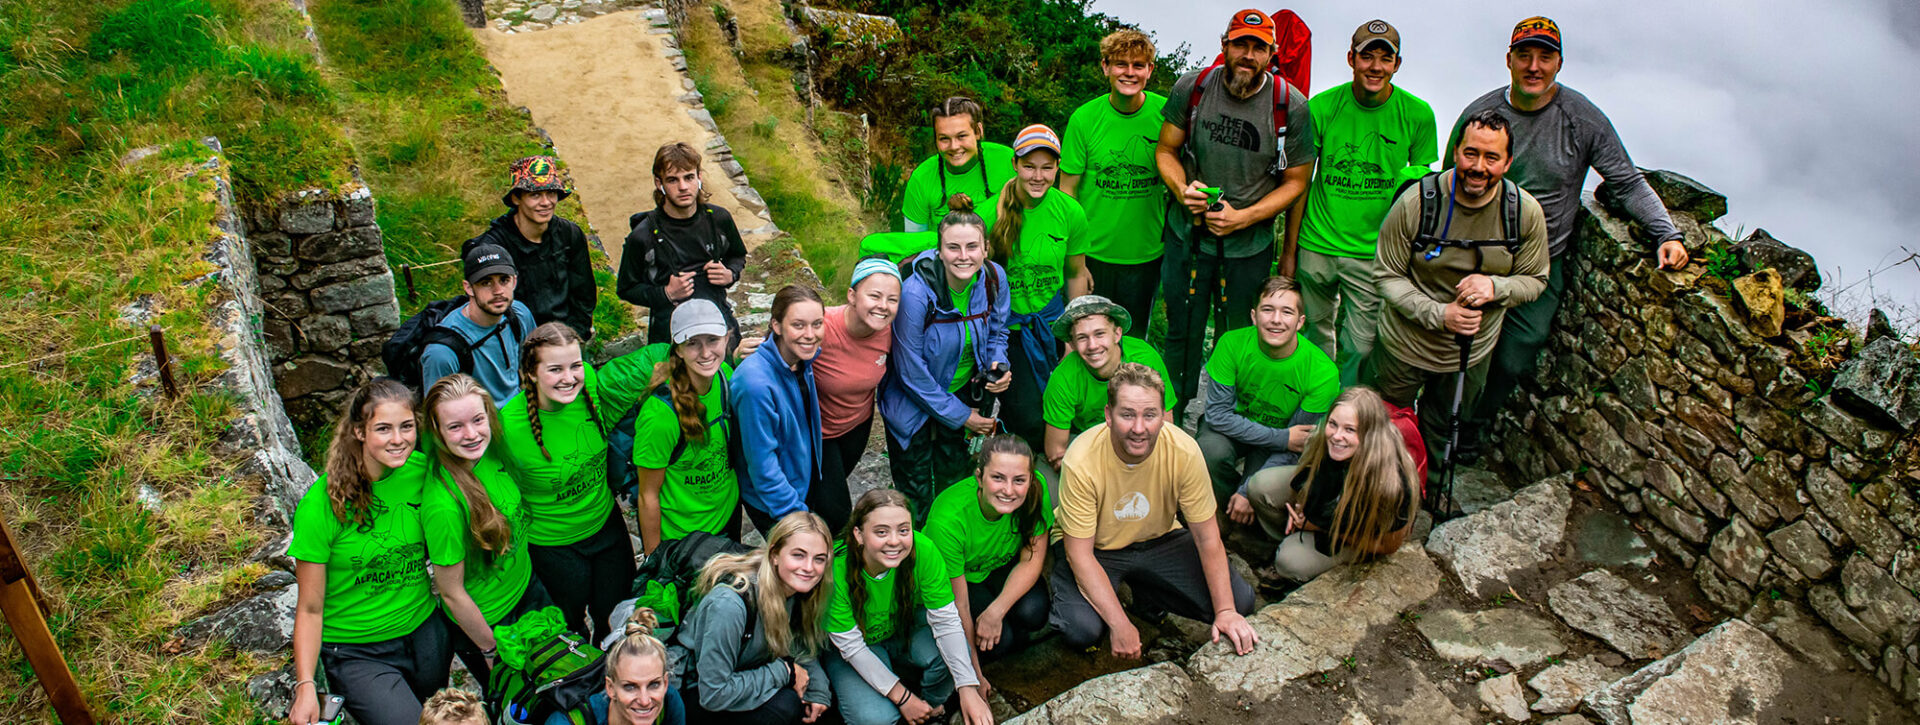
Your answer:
319;615;450;725
528;507;636;645
1297;248;1381;387
1245;465;1356;582
1087;256;1162;340
824;626;954;725
684;684;803;725
966;560;1051;663
814;416;873;534
886;406;984;523
1468;247;1573;445
1160;228;1273;414
1001;346;1047;454
1049;529;1255;650
1364;347;1490;490
446;576;553;696
1196;420;1298;505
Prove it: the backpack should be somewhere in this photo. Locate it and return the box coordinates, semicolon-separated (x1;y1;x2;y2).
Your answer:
633;531;753;626
381;296;526;389
490;625;605;725
608;368;740;502
1396;172;1524;262
627;206;729;286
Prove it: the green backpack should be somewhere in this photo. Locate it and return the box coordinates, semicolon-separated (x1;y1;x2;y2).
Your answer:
489;607;607;724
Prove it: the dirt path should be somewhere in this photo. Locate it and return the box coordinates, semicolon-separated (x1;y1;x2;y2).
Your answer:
474;10;766;268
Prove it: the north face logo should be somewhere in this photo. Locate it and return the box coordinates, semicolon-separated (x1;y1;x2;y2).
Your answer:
1203;116;1262;152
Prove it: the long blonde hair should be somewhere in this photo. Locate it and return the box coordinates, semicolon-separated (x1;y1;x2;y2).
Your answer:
694;512;834;658
421;374;512;557
323;377;416;528
1293;386;1417;560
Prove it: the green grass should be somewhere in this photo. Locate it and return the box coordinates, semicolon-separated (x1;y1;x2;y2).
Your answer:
0;0;364;719
308;0;639;355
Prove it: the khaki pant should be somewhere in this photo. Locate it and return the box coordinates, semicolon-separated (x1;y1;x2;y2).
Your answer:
1297;248;1380;387
1245;464;1355;582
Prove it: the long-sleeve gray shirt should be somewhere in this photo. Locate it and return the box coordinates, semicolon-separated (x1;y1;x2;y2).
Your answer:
1447;85;1679;258
668;584;831;709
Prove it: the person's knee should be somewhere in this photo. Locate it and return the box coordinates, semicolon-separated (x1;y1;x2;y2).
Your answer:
1010;587;1051;631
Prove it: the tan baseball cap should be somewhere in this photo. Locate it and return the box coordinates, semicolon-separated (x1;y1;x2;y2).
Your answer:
1352;19;1400;54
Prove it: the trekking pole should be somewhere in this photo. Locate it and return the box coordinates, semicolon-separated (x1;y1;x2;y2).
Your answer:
1434;331;1475;521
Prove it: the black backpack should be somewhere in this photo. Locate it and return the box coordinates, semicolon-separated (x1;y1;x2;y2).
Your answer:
380;296;526;389
627;206;730;286
1395;172;1524;263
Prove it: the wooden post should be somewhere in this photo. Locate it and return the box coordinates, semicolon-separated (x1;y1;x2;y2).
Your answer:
147;325;178;399
0;512;96;724
400;263;417;302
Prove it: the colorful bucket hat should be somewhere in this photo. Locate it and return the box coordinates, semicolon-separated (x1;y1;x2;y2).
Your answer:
501;155;573;209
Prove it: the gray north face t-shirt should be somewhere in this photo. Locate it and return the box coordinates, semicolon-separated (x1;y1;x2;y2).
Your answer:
1163;68;1317;259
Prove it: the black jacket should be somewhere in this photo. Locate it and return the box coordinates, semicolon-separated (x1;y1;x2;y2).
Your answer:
618;204;747;342
463;213;598;339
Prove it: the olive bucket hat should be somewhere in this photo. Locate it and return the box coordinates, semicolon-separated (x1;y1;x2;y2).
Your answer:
1052;294;1133;340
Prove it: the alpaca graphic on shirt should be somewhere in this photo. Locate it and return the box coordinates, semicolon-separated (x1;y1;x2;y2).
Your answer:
1113;492;1151;521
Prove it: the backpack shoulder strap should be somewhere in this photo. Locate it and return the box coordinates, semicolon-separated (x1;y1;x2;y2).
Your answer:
1501;179;1523;249
422;326;475;377
1187;64;1221;132
1414;173;1444;244
1269;72;1291;139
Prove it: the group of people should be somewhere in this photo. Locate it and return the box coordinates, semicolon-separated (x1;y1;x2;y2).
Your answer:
286;9;1692;725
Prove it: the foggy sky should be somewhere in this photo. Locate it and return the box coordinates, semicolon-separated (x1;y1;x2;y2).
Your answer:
1092;0;1920;323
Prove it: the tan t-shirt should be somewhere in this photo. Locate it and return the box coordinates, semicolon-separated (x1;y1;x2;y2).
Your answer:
1056;422;1217;550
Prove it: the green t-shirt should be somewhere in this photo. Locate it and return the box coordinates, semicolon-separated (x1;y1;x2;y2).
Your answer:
948;282;974;393
825;537;956;643
1206;328;1340;427
1043;337;1175;432
287;452;436;644
1001;188;1089;316
498;365;614;546
1061;92;1170;264
1300;82;1438;259
922;474;1054;584
901;142;1016;231
633;366;740;541
421;453;534;624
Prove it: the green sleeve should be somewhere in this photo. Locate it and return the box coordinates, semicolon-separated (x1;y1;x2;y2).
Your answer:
1143;348;1176;411
419;475;470;567
632;396;679;470
287;479;338;564
901;159;937;227
1301;353;1341;414
1034;472;1056;536
1041;362;1079;429
1060;104;1091;175
597;344;669;421
1408;96;1440;171
1063;196;1090;257
912;536;955;609
825;558;859;633
1206;332;1240;387
921;502;968;584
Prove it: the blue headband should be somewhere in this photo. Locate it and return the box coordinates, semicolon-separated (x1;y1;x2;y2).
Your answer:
849;257;901;289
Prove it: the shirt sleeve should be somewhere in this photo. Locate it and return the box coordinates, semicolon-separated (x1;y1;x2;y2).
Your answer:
925;601;979;688
1056;447;1100;540
566;230;598;339
1583;106;1682;244
1060;106;1089;175
1408;97;1440;175
419;480;468;567
632;397;678;470
1203;377;1288;450
901;161;933;230
913;536;956;609
717;209;749;286
286;486;338;564
888;282;974;429
921;505;968;584
689;588;790;712
617;224;674;309
1488;196;1551;307
1063;199;1090;257
1041;364;1077;430
1173;438;1218;524
1374;192;1448;332
1162;73;1196;130
1300;355;1340;414
419;343;458;391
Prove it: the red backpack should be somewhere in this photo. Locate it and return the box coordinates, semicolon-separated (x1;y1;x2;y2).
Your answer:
1183;9;1312;169
1383;400;1429;498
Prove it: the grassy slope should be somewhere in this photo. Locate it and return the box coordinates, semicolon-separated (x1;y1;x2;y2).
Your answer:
681;0;877;290
309;0;640;353
0;0;359;720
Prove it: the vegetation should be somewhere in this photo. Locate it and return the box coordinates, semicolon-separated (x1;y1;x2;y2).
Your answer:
0;0;357;719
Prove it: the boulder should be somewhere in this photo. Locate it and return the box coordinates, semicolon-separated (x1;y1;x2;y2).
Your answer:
1001;663;1191;725
1867;308;1900;344
1731;229;1820;292
1730;268;1785;337
1426;475;1573;597
1583;619;1786;724
1477;673;1530;721
1831;336;1920;431
1742;598;1849;673
1415;608;1567;668
1529;656;1625;714
1596;168;1728;221
175;585;296;653
1188;546;1440;701
1547;570;1689;661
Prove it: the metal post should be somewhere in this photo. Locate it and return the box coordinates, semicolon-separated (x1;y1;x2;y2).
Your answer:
147;325;178;399
0;512;96;724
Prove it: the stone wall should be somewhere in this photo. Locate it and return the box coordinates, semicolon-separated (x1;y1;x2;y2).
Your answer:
1486;170;1920;704
246;184;401;433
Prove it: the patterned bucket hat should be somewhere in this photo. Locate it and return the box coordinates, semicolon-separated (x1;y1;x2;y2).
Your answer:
501;155;573;209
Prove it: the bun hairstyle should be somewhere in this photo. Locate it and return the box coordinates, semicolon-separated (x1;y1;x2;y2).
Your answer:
938;193;986;241
517;322;602;460
419;688;485;725
323;377;416;528
604;607;667;676
421;374;512;558
695;511;834;658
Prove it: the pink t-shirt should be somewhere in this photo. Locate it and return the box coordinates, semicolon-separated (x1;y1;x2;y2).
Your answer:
815;305;893;439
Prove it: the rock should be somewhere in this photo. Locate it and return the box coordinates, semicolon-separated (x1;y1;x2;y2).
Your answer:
1359;657;1478;725
1831;336;1920;431
1868;308;1900;344
1477;673;1530;721
732;185;769;216
1730;268;1785;337
1544;717;1594;725
1547;570;1689;660
1426;475;1573;597
1415;608;1567;668
276;356;353;399
294;226;384;265
1805;465;1904;566
311;272;396;315
279;199;337;235
1743;598;1849;673
1451;467;1514;515
247;662;302;720
528;3;558;21
175;585;297;653
1002;663;1190;725
1188;546;1440;701
1840;555;1920;647
1764;519;1836;579
1571;509;1655;568
290;256;386;291
1595;168;1727;222
347;299;401;338
298;314;352;353
1707;516;1768;588
1584;619;1786;725
1530;656;1625;714
1732;228;1820;292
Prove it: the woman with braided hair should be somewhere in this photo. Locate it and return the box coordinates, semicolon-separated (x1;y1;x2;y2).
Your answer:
633;299;742;556
498;322;635;644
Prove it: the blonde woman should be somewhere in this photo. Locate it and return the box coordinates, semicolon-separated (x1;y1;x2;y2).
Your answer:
552;609;685;725
1243;386;1419;582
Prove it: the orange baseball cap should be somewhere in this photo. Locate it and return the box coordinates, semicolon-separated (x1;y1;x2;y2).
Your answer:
1510;16;1562;52
1226;9;1276;46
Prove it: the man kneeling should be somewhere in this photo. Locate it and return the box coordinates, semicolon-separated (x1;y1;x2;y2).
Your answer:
1051;363;1258;658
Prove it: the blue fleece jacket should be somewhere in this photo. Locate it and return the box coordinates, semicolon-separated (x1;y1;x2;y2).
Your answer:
880;250;1011;446
731;339;821;517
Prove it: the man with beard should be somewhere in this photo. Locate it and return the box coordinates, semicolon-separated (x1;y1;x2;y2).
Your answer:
1155;9;1317;420
1448;17;1689;458
1051;363;1257;660
1202;277;1338;516
463;156;598;339
1041;295;1174;471
421;243;535;408
1061;29;1169;338
1368;110;1547;482
618;141;748;349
